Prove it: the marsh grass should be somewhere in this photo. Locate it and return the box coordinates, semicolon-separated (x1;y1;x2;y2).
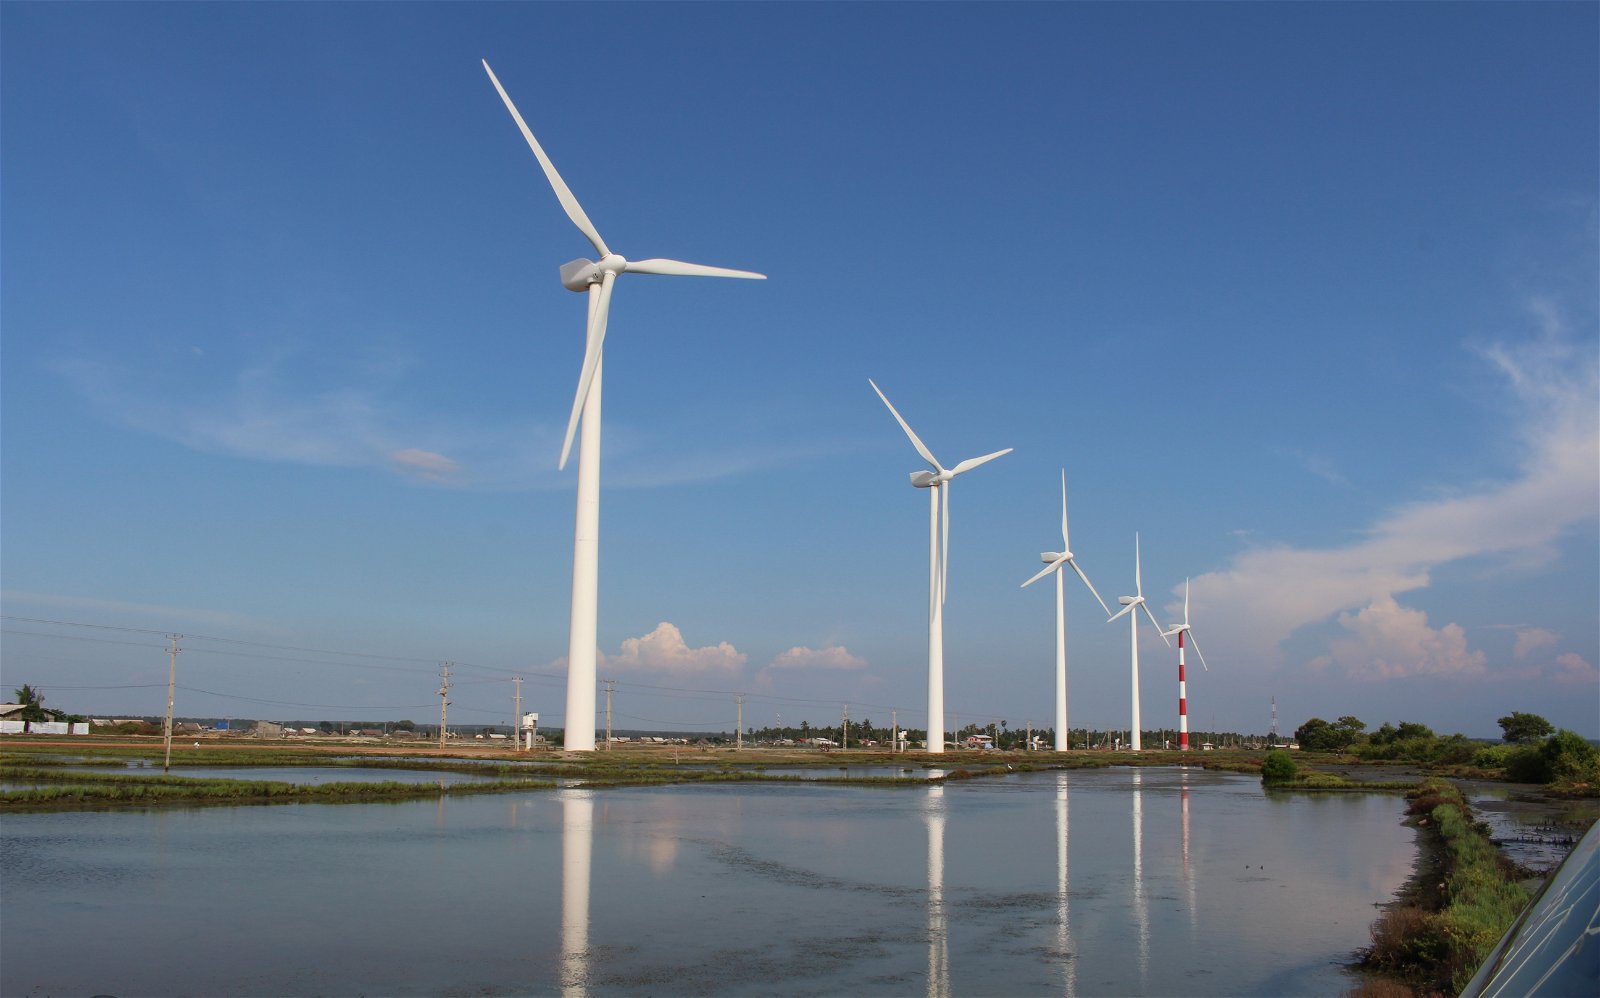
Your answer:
1360;779;1531;994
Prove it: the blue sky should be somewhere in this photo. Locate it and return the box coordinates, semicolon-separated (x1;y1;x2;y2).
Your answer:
3;3;1596;740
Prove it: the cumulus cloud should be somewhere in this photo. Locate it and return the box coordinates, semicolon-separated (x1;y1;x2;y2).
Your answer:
768;645;868;671
600;622;746;676
1191;302;1598;676
1552;653;1599;687
1511;627;1559;660
1309;596;1487;680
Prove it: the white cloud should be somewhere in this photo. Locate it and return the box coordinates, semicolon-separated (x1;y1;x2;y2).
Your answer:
600;622;746;676
1512;628;1559;660
1552;653;1599;687
768;645;868;671
0;590;262;631
1309;596;1487;680
1190;305;1598;676
50;348;831;492
388;448;462;484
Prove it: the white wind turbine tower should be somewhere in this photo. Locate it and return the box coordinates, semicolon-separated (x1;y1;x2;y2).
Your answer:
870;379;1011;754
1106;533;1169;752
483;61;765;751
1162;578;1210;752
1021;471;1111;752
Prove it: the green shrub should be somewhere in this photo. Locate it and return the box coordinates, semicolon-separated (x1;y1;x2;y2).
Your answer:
1542;729;1599;785
1260;749;1298;783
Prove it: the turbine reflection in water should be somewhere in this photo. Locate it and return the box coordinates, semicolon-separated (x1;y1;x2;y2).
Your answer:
1132;767;1149;983
1182;772;1197;932
561;789;594;998
926;784;950;998
1055;771;1076;997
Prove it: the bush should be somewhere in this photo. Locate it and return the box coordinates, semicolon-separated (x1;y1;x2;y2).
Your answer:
1261;750;1298;784
1543;729;1600;786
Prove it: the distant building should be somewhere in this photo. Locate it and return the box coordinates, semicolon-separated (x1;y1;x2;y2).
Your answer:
254;721;285;739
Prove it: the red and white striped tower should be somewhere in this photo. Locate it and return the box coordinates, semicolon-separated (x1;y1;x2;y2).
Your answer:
1162;578;1209;753
1178;629;1190;751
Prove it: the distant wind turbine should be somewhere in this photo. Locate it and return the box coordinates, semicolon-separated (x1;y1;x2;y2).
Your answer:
870;378;1011;754
1162;578;1210;752
483;60;765;751
1021;471;1111;752
1106;533;1169;752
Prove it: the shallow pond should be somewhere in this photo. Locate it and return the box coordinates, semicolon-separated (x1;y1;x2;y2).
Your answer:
0;766;1414;996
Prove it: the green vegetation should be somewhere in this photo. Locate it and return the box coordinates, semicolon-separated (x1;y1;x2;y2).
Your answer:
1497;711;1554;745
0;765;556;810
1260;749;1297;784
1361;780;1532;994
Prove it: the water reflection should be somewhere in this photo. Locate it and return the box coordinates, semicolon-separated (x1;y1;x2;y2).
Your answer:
0;768;1420;998
562;789;594;997
1131;767;1149;984
1055;772;1076;997
926;784;949;998
1182;771;1197;932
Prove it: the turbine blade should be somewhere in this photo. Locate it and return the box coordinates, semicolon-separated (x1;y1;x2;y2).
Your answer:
482;60;610;258
1022;556;1068;589
1067;558;1112;616
1107;603;1135;623
868;379;942;471
949;448;1013;476
1060;469;1070;548
1189;633;1210;671
625;258;766;280
940;481;950;604
1140;601;1171;646
1184;577;1192;626
1134;533;1143;597
558;271;615;469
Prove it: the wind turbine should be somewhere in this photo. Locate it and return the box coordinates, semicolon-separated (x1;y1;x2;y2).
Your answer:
483;60;765;751
1106;533;1169;752
870;379;1011;754
1021;471;1111;752
1162;578;1210;752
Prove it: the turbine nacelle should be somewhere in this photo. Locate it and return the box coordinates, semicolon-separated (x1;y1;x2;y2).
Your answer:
1040;550;1065;564
560;256;614;291
1118;596;1138;606
910;470;940;488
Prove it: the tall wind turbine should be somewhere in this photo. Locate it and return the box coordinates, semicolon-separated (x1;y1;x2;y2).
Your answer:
483;60;765;751
1106;533;1169;752
870;379;1011;754
1021;471;1111;752
1162;578;1210;752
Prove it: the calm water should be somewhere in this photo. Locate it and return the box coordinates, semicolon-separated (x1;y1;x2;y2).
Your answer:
0;767;1414;997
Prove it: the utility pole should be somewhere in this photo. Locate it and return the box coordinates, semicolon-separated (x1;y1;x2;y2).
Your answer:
602;679;615;750
735;694;744;751
437;663;452;750
513;676;524;752
891;708;898;755
162;634;181;773
1269;695;1279;744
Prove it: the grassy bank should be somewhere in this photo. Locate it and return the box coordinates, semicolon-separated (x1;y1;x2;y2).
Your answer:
0;765;556;810
1357;779;1532;996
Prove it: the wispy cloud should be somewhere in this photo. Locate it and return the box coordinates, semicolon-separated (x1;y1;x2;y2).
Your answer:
49;347;832;491
767;645;868;671
0;590;263;631
388;448;462;484
599;622;746;676
1189;298;1598;680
